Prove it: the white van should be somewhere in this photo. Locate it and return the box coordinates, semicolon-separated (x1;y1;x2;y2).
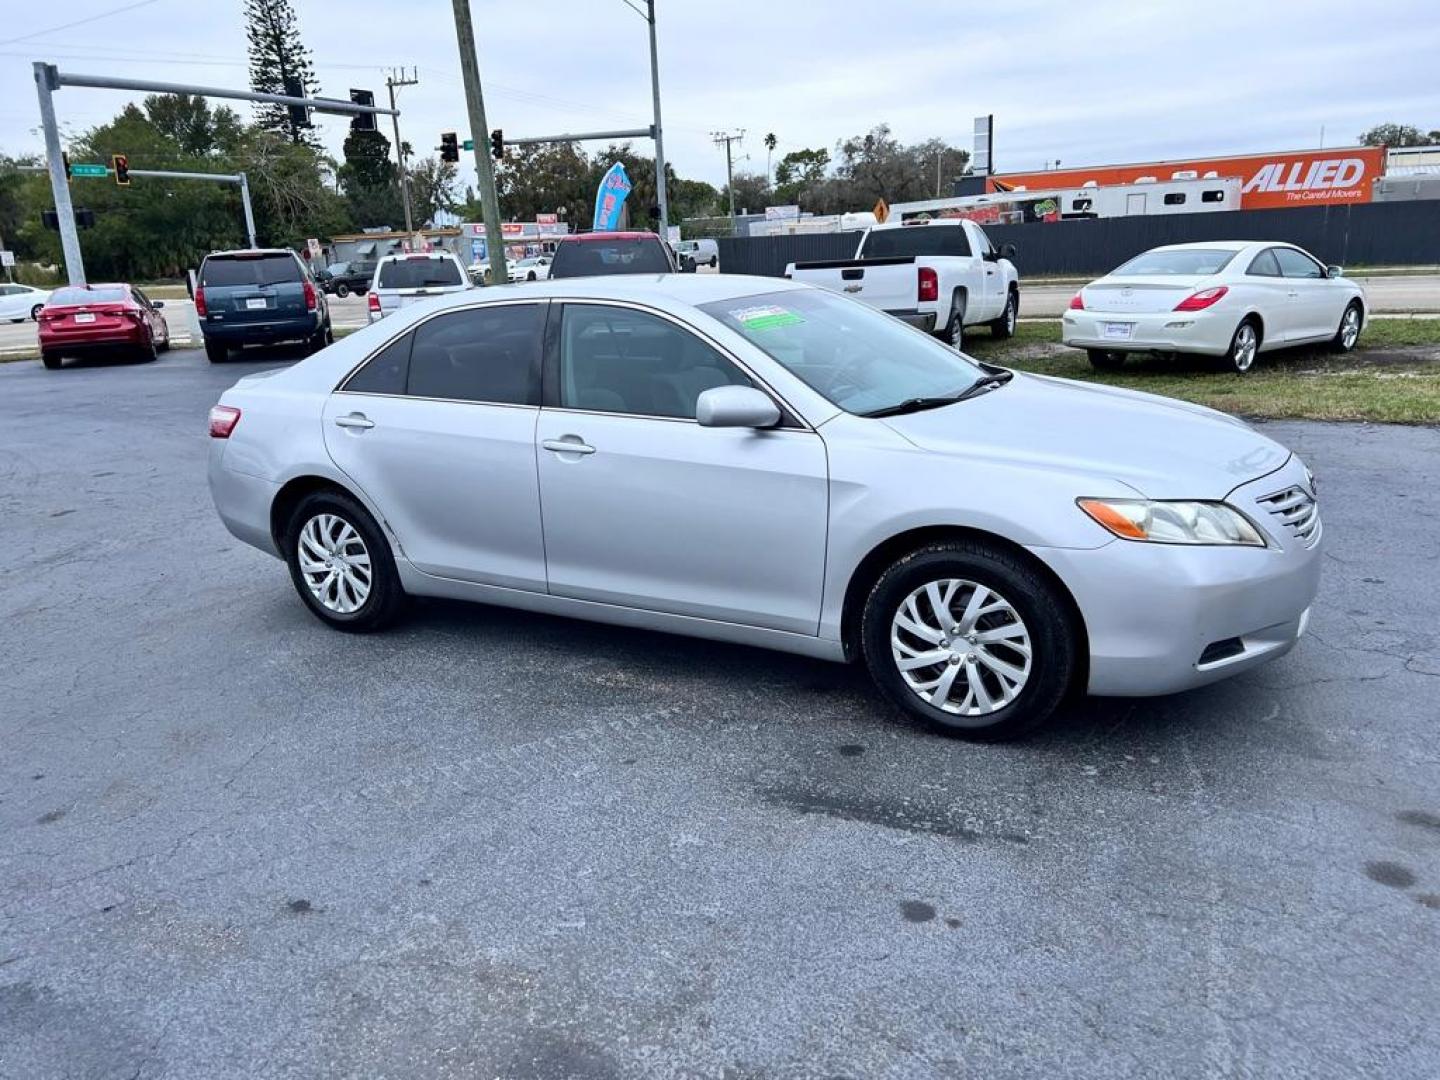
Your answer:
676;238;719;269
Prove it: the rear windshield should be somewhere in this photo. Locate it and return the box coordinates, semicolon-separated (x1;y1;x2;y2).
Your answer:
861;226;971;259
49;286;128;304
1113;248;1238;276
550;237;671;277
201;253;302;287
377;258;464;289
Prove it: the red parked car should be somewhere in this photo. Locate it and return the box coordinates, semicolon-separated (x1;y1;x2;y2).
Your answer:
39;284;171;370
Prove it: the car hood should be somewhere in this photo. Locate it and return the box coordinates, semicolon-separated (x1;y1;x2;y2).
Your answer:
881;372;1289;499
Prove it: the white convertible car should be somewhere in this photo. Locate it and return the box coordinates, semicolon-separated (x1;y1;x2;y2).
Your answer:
1063;241;1366;373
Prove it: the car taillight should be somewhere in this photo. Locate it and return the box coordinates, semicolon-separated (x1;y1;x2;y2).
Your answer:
1174;286;1229;312
917;266;938;303
208;405;241;439
194;286;207;317
367;291;381;313
1069;292;1085;310
302;280;317;311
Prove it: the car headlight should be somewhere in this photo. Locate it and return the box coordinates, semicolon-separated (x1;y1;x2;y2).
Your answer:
1077;498;1266;546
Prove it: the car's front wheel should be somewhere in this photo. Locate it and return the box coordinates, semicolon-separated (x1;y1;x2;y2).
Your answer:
335;283;350;298
860;541;1077;741
1332;302;1362;353
990;290;1018;338
284;491;405;632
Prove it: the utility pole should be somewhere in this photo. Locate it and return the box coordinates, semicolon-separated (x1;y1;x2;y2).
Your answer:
935;148;944;197
644;1;669;237
33;63;84;286
450;0;507;285
712;130;744;233
386;67;419;235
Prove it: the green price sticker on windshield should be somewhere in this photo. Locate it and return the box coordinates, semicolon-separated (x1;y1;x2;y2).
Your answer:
732;304;804;331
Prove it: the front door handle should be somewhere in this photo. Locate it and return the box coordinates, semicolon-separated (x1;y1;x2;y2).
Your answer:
542;436;595;456
334;413;374;430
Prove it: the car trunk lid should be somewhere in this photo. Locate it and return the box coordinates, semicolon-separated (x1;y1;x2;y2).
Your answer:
1080;275;1215;314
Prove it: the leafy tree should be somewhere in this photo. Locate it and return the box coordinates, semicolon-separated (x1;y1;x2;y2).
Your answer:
495;141;594;222
239;129;352;247
773;147;831;206
338;128;401;229
721;171;772;215
407;156;459;226
1358;123;1439;147
244;0;320;147
143;94;244;158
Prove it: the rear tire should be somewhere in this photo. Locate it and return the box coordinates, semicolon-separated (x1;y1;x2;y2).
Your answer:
138;333;159;363
1331;302;1362;353
1222;318;1261;374
936;293;966;350
335;282;350;299
204;339;230;364
990;290;1018;338
306;322;333;355
283;490;405;633
861;541;1077;741
41;351;61;370
1087;349;1126;371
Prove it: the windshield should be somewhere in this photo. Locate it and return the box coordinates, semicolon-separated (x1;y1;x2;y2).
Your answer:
49;286;128;305
1113;248;1238;276
377;258;464;289
550;237;671;277
325;262;349;275
699;288;986;416
201;253;301;287
861;226;971;259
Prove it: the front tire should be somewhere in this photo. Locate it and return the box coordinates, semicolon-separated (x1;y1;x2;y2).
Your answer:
860;541;1077;741
284;491;405;633
1331;302;1362;353
335;282;350;298
1222;318;1261;374
1087;349;1126;371
990;289;1018;338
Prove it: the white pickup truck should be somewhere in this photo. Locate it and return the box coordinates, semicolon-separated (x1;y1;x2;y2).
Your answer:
785;219;1020;348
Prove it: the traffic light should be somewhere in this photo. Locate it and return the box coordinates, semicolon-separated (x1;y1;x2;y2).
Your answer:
112;154;130;186
490;129;504;161
75;208;95;229
283;76;311;134
62;152;71;181
439;131;459;163
349;89;376;133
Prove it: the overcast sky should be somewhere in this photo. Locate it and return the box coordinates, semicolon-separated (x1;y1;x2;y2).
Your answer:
3;0;1438;195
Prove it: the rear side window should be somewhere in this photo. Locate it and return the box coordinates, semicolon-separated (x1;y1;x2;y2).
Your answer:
377;258;463;289
345;333;411;395
861;226;972;259
549;237;671;277
1247;250;1283;277
406;304;542;404
201;254;301;287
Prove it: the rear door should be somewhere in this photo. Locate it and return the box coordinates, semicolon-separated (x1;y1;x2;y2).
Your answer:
322;300;548;589
201;253;306;327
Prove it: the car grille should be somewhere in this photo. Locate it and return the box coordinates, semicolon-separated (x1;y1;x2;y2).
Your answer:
1257;485;1321;548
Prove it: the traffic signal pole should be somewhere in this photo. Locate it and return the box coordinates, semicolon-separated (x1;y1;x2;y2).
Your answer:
33;63;84;286
450;0;507;285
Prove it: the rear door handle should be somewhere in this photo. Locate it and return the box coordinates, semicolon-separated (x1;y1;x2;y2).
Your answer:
542;437;595;455
334;413;374;430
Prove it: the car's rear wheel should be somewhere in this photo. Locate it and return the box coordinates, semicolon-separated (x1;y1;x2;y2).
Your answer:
284;491;405;633
1332;302;1362;353
204;339;229;363
1223;318;1260;374
990;289;1018;338
1087;349;1126;371
860;541;1077;741
30;304;44;321
307;322;333;355
938;293;966;350
138;332;159;363
335;282;350;298
41;351;61;370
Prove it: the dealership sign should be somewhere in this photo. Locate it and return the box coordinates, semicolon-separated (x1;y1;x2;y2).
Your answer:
989;146;1385;209
592;162;633;231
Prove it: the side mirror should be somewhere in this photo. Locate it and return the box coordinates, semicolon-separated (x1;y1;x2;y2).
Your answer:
152;300;165;309
696;385;781;429
1001;243;1018;260
1326;265;1343;279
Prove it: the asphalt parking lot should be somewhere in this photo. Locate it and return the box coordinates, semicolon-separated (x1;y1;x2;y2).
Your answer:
2;347;1439;1079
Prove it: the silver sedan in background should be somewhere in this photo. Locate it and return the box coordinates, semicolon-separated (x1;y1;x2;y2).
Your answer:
209;275;1321;740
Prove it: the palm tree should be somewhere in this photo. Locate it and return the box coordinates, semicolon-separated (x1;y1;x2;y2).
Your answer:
764;132;778;182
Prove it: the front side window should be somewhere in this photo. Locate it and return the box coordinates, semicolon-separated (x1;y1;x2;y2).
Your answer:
1274;248;1325;279
406;304;542;404
558;305;750;419
1247;250;1283;277
699;288;985;417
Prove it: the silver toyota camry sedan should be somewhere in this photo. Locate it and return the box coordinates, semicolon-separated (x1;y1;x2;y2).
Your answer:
208;274;1321;740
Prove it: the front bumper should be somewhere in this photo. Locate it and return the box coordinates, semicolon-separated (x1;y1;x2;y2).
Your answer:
1033;458;1322;696
1061;308;1236;355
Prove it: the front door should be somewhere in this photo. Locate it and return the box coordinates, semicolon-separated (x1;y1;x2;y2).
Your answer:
1274;247;1339;341
535;302;829;635
322;301;548;590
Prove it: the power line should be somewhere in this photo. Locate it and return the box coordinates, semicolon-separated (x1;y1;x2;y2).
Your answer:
0;0;164;47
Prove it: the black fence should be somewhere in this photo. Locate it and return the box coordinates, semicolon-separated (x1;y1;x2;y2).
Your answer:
716;199;1440;278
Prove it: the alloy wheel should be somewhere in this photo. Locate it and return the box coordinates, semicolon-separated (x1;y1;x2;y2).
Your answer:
890;578;1032;716
298;513;372;614
1005;297;1017;335
1232;323;1257;372
1341;307;1360;349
